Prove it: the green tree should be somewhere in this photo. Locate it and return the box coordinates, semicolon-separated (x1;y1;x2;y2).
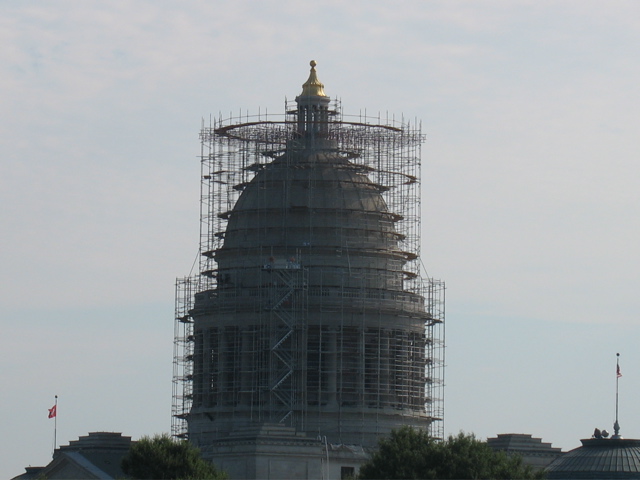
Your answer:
121;434;226;480
358;427;545;480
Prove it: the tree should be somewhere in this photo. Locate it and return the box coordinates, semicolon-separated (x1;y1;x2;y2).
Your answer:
358;427;545;480
121;434;226;480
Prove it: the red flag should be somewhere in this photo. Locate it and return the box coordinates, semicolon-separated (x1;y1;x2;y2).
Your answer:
617;364;622;378
48;404;57;418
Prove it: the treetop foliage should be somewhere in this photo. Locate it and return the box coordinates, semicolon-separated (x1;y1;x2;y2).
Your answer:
121;433;226;480
358;426;545;480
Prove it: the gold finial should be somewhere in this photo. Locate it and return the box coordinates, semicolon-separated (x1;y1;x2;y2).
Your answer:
300;60;327;97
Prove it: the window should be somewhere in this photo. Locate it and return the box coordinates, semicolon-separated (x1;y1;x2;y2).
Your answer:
341;466;355;479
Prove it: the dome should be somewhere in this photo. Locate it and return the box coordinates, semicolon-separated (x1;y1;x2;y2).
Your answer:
546;438;640;479
217;150;407;291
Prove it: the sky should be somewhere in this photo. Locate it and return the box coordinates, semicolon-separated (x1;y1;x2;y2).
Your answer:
2;1;640;477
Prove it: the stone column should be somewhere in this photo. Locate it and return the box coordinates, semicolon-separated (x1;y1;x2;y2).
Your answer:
241;328;252;405
327;328;338;407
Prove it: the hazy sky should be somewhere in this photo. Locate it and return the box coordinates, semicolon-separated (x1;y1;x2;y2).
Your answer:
3;1;640;477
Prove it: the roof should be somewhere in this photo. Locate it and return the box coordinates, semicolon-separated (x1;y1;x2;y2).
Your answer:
546;438;640;479
11;432;132;480
487;433;564;471
488;433;562;453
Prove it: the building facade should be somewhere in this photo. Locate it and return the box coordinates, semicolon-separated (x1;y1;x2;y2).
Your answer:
11;432;132;480
487;433;563;471
173;61;445;479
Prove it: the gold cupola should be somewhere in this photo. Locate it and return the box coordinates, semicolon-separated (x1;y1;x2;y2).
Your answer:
299;60;327;97
295;61;331;141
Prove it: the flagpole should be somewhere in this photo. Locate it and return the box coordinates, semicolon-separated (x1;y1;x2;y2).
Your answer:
53;395;58;455
614;353;620;438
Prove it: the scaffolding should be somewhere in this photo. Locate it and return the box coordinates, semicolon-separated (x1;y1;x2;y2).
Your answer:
196;102;424;288
425;278;445;441
172;101;445;442
263;258;308;425
172;277;195;438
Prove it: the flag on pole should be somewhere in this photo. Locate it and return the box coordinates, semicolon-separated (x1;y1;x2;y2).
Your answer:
48;404;57;418
617;364;622;378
